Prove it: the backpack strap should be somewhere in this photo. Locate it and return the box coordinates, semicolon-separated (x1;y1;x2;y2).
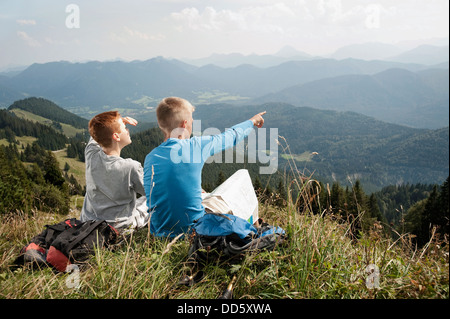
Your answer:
44;218;79;245
64;220;106;253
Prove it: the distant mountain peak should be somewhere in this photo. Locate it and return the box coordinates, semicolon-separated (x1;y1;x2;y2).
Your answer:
330;42;403;61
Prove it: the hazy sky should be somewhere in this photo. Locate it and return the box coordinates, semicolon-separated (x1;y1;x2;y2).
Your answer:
0;0;448;70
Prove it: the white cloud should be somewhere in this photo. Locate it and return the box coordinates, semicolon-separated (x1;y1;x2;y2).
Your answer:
16;19;37;25
170;3;296;34
124;26;150;40
168;1;399;39
1;0;448;68
168;0;447;56
110;26;165;44
17;31;41;47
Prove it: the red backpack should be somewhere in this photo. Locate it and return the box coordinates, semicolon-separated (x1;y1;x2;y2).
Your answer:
16;218;119;272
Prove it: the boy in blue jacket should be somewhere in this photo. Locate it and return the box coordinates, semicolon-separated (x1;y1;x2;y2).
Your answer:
143;97;265;237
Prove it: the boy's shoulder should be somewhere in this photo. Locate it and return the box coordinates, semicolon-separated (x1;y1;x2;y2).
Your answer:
152;136;207;150
113;156;142;172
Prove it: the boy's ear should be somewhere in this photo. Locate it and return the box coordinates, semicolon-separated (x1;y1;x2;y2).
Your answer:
112;132;120;142
180;120;187;128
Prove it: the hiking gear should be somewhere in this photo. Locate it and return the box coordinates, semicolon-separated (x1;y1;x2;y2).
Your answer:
16;218;119;272
188;213;286;263
17;218;80;268
193;212;257;239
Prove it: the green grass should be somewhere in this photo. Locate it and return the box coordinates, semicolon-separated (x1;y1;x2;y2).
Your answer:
192;90;250;104
53;148;86;187
0;185;448;299
281;151;315;162
0;136;38;148
9;109;85;138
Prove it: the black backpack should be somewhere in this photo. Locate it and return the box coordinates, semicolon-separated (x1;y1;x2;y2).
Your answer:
16;218;119;272
187;213;286;264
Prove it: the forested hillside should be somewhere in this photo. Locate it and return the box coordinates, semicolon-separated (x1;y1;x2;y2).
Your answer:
0;99;87;215
8;97;89;129
0;143;71;214
192;103;449;192
0;109;68;150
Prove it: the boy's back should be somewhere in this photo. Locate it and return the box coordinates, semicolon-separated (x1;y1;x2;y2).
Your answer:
144;121;254;237
144;97;265;238
80;112;149;231
81;138;148;229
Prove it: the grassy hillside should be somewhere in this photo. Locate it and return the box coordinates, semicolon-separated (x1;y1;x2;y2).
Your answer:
1;101;88;187
10;108;85;138
191;103;450;192
8;97;89;130
53;148;86;187
0;167;448;300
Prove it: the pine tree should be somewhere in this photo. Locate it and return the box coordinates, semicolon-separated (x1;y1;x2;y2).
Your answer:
64;162;70;173
368;193;383;222
330;182;344;214
42;151;66;189
253;177;262;195
0;145;33;213
216;171;226;188
437;176;449;236
421;185;439;244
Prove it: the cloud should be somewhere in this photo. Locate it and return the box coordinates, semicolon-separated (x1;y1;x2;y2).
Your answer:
170;3;296;34
169;1;409;36
124;26;151;40
110;26;165;43
166;1;428;56
16;19;37;26
17;31;41;47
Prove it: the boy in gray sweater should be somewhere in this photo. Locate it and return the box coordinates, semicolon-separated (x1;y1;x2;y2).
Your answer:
80;111;149;232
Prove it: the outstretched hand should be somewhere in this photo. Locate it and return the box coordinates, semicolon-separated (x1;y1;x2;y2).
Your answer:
250;111;266;128
122;117;138;126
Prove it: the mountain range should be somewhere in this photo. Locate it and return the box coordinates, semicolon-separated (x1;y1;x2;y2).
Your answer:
0;42;448;128
255;67;449;128
184;43;449;68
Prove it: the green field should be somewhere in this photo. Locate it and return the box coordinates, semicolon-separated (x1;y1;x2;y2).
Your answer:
53;148;86;187
281;151;316;162
0;136;38;148
10;109;85;138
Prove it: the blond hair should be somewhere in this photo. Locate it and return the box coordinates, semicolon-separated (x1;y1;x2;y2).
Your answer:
156;97;195;133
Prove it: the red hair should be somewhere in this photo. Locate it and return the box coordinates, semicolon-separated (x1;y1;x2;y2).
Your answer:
88;111;121;147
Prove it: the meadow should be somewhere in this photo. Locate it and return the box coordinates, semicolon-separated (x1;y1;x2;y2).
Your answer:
0;169;448;300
